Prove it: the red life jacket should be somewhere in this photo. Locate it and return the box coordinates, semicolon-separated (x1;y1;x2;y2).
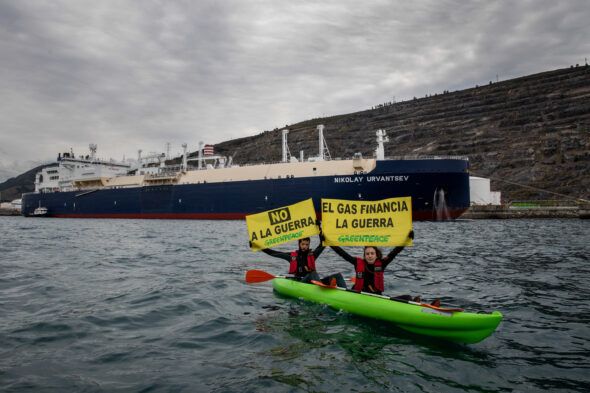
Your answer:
289;251;316;276
353;257;384;293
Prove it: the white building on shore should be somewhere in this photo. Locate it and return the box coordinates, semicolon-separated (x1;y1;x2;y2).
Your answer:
0;198;22;211
469;176;502;205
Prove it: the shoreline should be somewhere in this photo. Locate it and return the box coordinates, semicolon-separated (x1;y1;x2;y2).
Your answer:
461;205;590;219
0;208;20;216
3;206;589;219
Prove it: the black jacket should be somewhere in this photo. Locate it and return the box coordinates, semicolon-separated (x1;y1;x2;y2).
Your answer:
262;244;325;277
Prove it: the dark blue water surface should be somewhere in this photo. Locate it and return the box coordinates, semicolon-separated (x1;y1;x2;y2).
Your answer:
1;217;589;392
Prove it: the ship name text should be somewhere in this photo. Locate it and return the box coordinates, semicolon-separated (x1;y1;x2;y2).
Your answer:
334;175;409;183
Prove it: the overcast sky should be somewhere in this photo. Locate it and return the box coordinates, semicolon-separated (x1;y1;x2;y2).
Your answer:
1;0;588;182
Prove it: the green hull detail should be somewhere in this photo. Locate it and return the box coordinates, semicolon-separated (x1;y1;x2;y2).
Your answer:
272;278;502;344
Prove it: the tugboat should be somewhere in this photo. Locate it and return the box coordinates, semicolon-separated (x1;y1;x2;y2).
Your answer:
31;202;48;217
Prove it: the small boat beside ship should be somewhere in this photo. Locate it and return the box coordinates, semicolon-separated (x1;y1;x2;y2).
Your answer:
22;126;470;220
31;206;48;217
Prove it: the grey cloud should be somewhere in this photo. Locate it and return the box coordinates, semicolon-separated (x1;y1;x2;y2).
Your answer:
0;0;589;182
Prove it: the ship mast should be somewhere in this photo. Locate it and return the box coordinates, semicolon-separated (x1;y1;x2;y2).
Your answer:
375;129;389;160
281;129;291;163
89;143;97;160
317;124;331;161
198;141;204;169
182;143;188;172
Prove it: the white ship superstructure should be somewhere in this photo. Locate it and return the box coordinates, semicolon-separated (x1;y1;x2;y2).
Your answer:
35;144;130;193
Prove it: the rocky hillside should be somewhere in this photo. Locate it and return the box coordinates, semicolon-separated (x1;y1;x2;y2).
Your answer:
215;65;590;202
0;165;45;202
2;66;589;202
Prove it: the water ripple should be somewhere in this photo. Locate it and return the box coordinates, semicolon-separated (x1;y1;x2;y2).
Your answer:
0;216;589;392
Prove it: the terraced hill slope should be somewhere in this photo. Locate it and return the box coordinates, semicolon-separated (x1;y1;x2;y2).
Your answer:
2;66;589;203
215;66;590;201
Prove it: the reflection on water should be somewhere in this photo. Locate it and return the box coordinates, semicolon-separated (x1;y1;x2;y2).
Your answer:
433;188;451;221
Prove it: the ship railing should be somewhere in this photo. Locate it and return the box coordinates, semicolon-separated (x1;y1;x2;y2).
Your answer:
153;165;183;174
150;172;179;178
145;172;181;179
185;163;233;171
384;155;469;161
147;155;469;173
206;155;468;167
220;158;342;168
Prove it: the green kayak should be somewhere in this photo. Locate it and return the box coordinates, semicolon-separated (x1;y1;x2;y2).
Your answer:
272;278;502;344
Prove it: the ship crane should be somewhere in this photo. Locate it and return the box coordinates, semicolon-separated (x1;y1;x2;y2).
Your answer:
375;129;389;160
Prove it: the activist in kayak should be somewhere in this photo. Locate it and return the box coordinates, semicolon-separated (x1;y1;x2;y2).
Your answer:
261;235;347;287
330;230;438;303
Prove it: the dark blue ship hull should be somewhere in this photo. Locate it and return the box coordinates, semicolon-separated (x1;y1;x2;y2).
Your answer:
22;159;470;220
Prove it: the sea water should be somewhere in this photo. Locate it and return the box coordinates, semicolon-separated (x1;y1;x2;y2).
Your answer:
0;217;588;392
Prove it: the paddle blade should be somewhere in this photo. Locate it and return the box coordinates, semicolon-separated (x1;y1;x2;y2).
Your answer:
420;303;464;313
245;269;276;283
311;280;337;288
402;299;464;312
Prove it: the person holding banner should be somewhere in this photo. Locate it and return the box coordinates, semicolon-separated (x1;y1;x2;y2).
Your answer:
330;230;415;295
261;235;347;288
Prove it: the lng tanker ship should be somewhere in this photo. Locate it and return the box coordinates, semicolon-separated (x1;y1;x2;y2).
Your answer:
21;126;470;220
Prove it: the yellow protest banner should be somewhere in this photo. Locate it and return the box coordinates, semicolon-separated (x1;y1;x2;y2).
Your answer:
246;198;319;251
321;197;413;247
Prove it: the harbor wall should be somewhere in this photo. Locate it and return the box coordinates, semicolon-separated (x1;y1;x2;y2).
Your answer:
462;204;590;219
0;208;20;216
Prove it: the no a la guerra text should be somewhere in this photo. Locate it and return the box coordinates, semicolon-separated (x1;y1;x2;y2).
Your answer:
251;216;315;241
